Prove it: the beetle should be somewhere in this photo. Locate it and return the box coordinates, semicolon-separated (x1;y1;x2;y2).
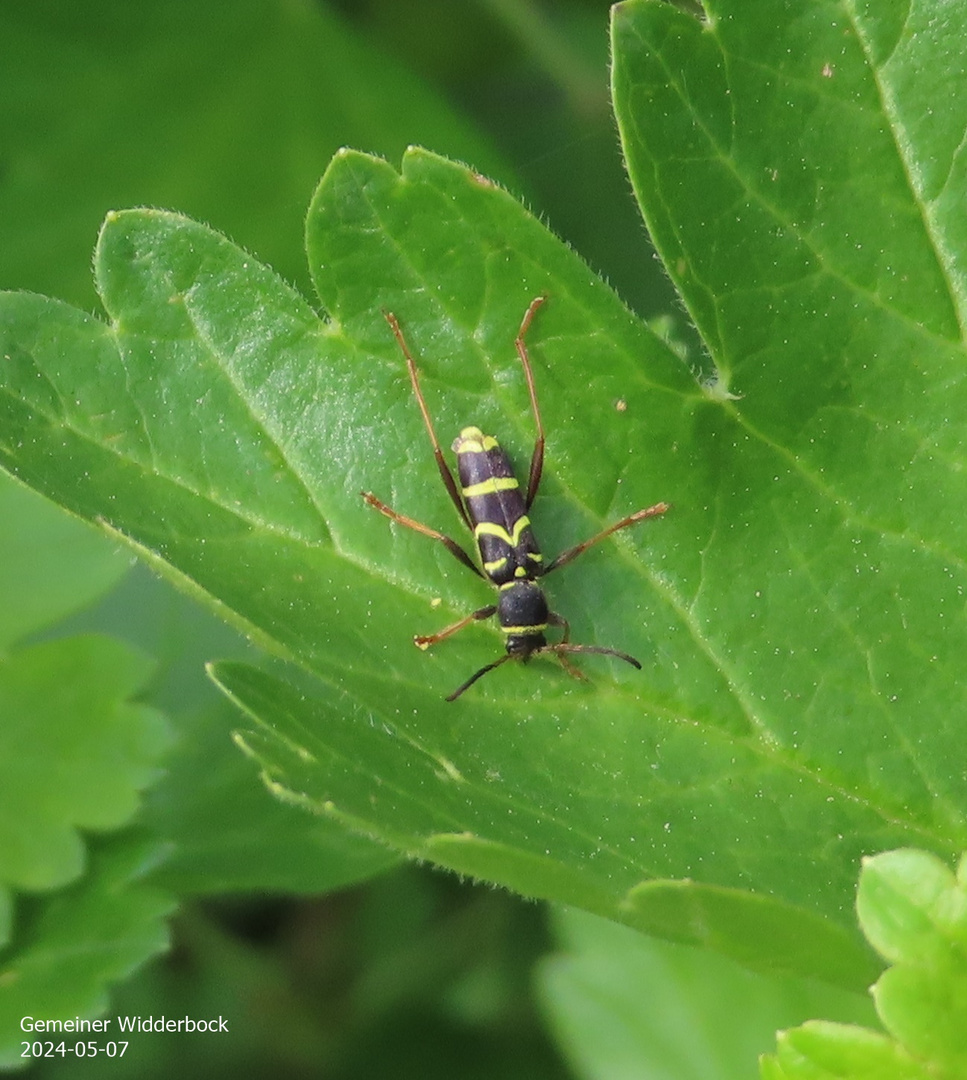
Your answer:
362;296;668;700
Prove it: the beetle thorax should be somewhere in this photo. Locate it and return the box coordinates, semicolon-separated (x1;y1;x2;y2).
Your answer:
497;580;548;656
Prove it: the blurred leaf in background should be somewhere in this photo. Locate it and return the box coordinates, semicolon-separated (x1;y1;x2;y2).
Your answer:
0;0;510;309
0;476;175;1069
539;907;876;1080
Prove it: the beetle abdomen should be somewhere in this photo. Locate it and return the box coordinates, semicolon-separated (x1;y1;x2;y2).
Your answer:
452;426;543;585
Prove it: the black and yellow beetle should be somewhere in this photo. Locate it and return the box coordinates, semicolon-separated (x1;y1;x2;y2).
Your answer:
363;296;668;700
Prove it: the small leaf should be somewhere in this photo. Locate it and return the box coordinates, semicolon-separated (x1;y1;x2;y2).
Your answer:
765;1021;929;1080
763;849;967;1078
860;851;967;1076
0;635;171;890
0;836;173;1071
857;849;965;967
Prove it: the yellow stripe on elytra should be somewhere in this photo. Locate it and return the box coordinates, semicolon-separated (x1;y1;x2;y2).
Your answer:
474;516;531;547
453;425;499;453
462;476;520;499
484;557;509;573
502;623;547;635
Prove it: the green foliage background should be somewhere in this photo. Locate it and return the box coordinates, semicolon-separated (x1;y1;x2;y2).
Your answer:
1;1;965;1078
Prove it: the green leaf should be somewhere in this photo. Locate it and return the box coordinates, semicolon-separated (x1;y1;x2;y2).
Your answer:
0;835;173;1071
2;132;961;986
0;635;171;890
858;850;967;1076
0;472;130;650
764;1021;930;1080
609;0;967;957
612;0;967;823
763;848;967;1078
